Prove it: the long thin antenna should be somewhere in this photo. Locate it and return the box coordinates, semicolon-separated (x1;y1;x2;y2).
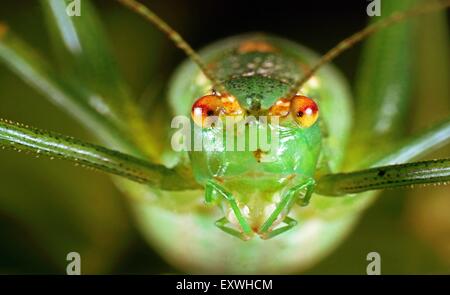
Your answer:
116;0;227;93
286;0;450;99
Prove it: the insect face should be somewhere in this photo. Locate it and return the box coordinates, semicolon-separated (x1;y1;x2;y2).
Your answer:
189;87;321;239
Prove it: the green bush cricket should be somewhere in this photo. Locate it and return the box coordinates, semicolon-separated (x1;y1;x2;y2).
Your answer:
0;0;449;273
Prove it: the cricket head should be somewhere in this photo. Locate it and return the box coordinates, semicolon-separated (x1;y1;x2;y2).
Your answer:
188;90;321;240
184;39;322;240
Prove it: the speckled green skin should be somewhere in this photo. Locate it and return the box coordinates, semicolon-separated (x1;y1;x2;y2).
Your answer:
124;34;375;274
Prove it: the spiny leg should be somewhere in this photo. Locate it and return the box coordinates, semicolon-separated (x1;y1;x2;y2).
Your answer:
205;180;252;240
259;178;315;239
0;119;199;191
316;158;450;196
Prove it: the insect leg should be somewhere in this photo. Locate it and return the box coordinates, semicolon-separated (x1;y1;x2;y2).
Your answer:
259;178;315;238
214;217;251;241
296;179;316;207
260;217;297;240
0;119;199;191
205;180;253;240
316;158;450;196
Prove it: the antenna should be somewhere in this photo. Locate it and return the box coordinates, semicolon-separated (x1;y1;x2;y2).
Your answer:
286;0;450;99
116;0;227;94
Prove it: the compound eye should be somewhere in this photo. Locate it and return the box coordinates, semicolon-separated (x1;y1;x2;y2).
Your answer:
290;95;319;128
191;95;224;127
191;94;245;127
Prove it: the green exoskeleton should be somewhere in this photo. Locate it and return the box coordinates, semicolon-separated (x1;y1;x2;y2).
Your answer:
0;0;449;273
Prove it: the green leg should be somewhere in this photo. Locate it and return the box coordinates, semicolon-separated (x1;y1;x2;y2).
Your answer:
214;217;251;241
204;180;218;204
205;180;252;240
260;178;315;238
0;119;199;191
260;217;297;240
295;179;316;207
316;158;450;196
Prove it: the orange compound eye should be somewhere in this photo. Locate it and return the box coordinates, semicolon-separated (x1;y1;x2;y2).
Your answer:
290;95;319;128
268;98;291;117
191;95;224;127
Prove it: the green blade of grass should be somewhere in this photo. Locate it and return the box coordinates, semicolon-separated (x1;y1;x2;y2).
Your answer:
0;118;199;191
346;0;449;168
41;0;161;159
42;0;127;100
347;0;420;164
0;25;143;155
